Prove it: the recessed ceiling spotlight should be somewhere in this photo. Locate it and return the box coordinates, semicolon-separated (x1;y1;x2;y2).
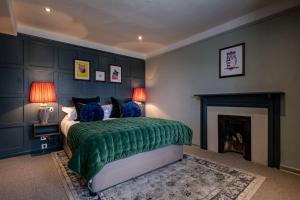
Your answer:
138;36;143;41
44;7;52;13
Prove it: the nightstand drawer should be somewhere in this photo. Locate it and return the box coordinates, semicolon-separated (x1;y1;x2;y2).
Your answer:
33;123;60;138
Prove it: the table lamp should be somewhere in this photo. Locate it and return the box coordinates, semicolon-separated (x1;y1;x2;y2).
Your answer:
132;87;147;116
29;82;57;124
132;87;147;103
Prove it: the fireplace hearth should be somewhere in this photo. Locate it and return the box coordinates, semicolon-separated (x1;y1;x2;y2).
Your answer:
218;115;251;161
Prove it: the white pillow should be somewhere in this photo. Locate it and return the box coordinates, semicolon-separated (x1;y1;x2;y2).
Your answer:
101;104;112;120
62;106;77;121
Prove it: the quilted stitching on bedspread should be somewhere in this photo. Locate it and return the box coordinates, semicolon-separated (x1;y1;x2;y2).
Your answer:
67;117;193;184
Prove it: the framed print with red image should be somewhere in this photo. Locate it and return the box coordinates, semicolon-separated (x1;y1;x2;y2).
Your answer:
110;65;122;83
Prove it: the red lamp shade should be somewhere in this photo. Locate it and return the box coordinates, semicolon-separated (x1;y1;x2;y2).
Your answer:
132;87;147;102
29;82;57;103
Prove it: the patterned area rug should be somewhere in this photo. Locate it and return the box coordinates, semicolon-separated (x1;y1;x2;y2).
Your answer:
52;151;265;200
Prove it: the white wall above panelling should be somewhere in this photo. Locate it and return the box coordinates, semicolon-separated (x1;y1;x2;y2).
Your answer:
17;24;146;59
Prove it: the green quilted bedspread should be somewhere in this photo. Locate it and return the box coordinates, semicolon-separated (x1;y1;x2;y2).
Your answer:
67;117;192;184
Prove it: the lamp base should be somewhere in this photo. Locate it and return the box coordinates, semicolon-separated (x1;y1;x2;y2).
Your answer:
39;107;50;124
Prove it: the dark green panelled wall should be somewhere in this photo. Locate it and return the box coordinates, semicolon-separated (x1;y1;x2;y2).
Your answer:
0;33;145;158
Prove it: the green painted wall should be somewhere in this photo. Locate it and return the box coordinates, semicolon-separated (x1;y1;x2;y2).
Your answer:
146;7;300;169
0;33;145;159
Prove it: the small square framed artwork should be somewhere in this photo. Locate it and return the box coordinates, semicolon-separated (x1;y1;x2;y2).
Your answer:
109;65;122;83
95;70;106;82
74;59;90;81
219;43;245;78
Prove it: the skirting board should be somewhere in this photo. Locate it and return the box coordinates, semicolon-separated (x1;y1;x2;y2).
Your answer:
0;146;62;160
280;165;300;176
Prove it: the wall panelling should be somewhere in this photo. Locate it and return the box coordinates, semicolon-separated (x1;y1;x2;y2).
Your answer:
0;33;145;158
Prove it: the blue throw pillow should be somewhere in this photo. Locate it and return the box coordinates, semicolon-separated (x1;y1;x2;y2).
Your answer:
122;101;141;117
80;103;104;122
72;96;100;121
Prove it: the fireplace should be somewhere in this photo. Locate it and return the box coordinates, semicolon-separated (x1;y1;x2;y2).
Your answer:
194;92;284;168
218;115;251;161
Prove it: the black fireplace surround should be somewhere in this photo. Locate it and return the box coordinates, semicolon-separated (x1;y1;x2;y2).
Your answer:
194;92;284;168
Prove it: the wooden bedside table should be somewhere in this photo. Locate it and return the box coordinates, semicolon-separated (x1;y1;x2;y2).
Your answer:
33;122;60;138
32;122;62;153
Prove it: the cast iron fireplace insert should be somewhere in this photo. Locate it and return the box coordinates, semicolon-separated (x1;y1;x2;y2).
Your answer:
218;115;251;161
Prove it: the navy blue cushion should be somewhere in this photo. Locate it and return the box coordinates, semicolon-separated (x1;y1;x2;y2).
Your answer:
122;101;141;117
110;97;122;118
110;97;132;118
72;96;100;121
80;103;104;122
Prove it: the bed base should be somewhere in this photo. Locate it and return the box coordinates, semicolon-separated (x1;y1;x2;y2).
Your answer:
63;139;183;193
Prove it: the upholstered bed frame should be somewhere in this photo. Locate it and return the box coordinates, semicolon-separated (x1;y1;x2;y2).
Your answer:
63;137;183;193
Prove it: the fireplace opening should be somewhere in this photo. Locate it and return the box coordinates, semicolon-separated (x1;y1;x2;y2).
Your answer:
218;115;251;161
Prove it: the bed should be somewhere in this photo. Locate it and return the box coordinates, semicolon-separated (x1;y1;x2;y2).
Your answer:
61;117;192;194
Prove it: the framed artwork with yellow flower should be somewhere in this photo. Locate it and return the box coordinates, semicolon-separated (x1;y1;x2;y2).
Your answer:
74;59;90;81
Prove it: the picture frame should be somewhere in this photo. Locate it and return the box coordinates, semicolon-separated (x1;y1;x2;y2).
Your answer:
219;43;245;78
109;65;122;83
95;70;106;82
74;59;90;81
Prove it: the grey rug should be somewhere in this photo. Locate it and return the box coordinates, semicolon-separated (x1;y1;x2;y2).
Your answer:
52;151;265;200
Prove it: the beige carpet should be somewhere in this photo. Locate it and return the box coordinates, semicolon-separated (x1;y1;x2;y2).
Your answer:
0;146;299;200
0;153;68;200
184;146;300;200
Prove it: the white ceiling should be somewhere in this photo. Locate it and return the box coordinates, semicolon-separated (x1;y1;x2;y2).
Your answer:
2;0;300;58
0;0;16;35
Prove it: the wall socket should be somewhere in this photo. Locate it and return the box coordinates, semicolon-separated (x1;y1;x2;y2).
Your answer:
40;136;47;141
41;143;48;149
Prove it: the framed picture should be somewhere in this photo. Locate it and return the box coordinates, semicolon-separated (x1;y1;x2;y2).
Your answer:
95;70;106;82
74;59;90;80
219;43;245;78
110;65;122;83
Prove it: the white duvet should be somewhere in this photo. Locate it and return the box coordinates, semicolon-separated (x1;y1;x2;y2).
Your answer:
60;118;79;137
